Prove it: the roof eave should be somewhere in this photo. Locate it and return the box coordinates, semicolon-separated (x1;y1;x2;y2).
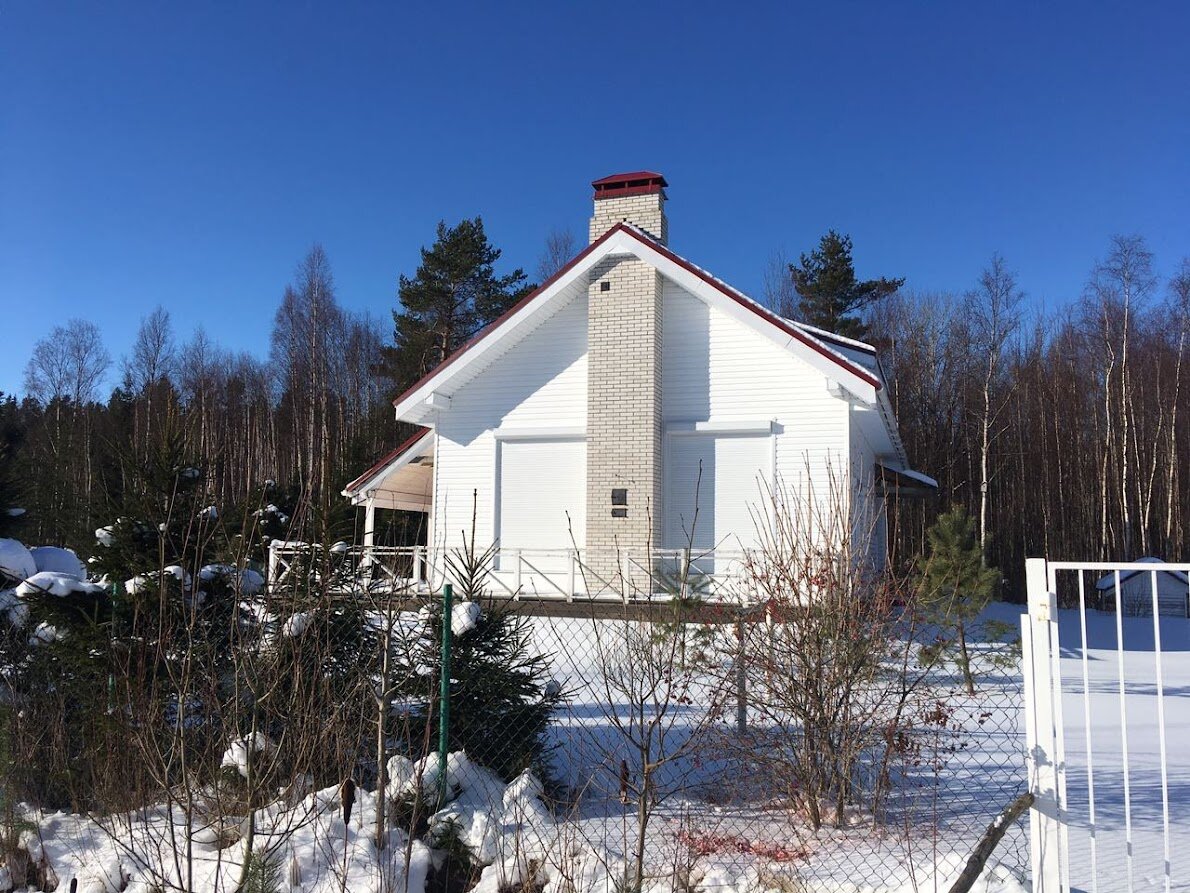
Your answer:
342;428;434;497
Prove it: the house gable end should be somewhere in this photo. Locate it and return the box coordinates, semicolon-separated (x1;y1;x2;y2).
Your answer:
393;224;881;427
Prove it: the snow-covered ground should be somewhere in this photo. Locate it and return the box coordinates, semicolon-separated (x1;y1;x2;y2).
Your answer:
1054;604;1190;892
9;600;1187;893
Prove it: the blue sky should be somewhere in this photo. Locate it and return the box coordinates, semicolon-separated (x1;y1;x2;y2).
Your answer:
2;2;1188;398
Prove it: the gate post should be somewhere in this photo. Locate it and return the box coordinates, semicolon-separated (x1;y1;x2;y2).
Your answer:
1023;558;1066;893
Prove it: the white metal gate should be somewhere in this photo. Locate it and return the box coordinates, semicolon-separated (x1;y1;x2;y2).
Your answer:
1023;557;1189;892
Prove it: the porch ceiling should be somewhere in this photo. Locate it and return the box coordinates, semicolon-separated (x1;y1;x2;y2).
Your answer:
876;463;938;499
362;462;433;512
344;431;434;513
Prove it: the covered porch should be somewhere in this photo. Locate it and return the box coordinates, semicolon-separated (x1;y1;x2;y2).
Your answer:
341;427;434;561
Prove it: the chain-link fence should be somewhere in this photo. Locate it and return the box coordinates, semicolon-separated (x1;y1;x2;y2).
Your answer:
415;594;1030;893
2;545;1030;892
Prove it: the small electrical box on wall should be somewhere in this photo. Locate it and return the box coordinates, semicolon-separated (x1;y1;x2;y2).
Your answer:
611;488;627;518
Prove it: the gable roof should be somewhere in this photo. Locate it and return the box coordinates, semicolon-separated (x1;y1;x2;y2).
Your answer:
1095;558;1190;591
390;223;883;426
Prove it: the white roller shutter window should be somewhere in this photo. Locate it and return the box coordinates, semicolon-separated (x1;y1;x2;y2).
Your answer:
497;438;586;556
664;432;771;551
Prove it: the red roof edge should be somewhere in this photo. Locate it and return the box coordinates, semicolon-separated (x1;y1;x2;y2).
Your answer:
629;229;884;391
592;171;668;200
592;170;667;187
390;222;880;416
391;224;624;410
344;426;431;493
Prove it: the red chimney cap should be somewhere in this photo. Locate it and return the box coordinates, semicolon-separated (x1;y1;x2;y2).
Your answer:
592;170;668;200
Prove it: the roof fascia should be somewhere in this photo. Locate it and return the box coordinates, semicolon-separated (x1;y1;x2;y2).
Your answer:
392;229;622;422
342;429;434;498
390;223;885;424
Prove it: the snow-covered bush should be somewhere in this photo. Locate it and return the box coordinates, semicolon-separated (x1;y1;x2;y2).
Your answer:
29;546;86;579
0;538;36;585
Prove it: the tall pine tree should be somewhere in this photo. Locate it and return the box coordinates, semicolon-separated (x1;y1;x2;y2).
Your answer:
380;219;533;392
790;230;903;340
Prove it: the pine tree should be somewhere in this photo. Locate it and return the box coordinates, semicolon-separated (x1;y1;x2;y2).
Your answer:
918;507;999;694
380;218;533;392
407;600;563;782
790;230;903;340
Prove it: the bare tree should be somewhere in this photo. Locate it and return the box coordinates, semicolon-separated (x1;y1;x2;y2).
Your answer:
270;245;344;520
966;255;1022;563
22;319;111;537
124;306;176;393
735;470;932;830
1163;260;1190;551
1085;235;1157;557
23;318;111;407
762;250;798;319
536;228;577;281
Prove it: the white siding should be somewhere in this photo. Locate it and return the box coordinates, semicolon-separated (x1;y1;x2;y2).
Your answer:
848;408;887;571
661;280;848;545
429;274;857;559
497;437;586;567
432;292;588;553
664;432;773;550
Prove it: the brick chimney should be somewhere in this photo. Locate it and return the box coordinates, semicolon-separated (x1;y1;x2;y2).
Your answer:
585;172;667;577
588;171;668;245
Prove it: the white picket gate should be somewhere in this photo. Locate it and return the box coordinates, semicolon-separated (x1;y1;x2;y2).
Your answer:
1023;557;1189;893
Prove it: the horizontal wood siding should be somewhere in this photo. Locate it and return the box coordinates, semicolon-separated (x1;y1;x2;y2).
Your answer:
849;411;887;570
430;274;853;557
661;279;847;536
433;293;588;552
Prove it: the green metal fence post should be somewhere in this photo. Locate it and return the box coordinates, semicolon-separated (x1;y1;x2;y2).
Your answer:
108;581;118;714
438;583;453;806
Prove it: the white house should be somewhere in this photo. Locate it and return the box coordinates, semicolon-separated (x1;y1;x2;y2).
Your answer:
343;172;932;598
1095;558;1189;616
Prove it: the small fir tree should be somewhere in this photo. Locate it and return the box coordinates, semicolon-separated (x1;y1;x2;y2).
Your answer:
396;519;564;782
918;507;999;694
412;600;562;781
790;230;904;340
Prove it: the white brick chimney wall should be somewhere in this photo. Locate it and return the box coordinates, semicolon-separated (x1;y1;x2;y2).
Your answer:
584;176;668;584
589;192;668;246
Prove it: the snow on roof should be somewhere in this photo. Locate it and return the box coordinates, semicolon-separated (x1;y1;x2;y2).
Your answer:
788;320;876;354
876;464;938;492
1095;557;1190;590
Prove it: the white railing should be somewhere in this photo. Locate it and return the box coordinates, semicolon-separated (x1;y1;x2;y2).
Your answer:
266;541;752;603
1024;558;1188;893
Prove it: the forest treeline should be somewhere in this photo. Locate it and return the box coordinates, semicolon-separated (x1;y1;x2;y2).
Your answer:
2;224;1187;595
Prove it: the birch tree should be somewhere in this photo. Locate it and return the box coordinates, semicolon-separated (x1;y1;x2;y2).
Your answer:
966;255;1022;564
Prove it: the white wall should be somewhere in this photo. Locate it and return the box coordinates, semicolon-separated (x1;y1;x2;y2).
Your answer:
660;280;849;547
848;406;888;571
432;291;589;553
430;273;855;557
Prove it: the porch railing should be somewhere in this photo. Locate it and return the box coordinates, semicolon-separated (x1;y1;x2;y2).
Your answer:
265;541;751;604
